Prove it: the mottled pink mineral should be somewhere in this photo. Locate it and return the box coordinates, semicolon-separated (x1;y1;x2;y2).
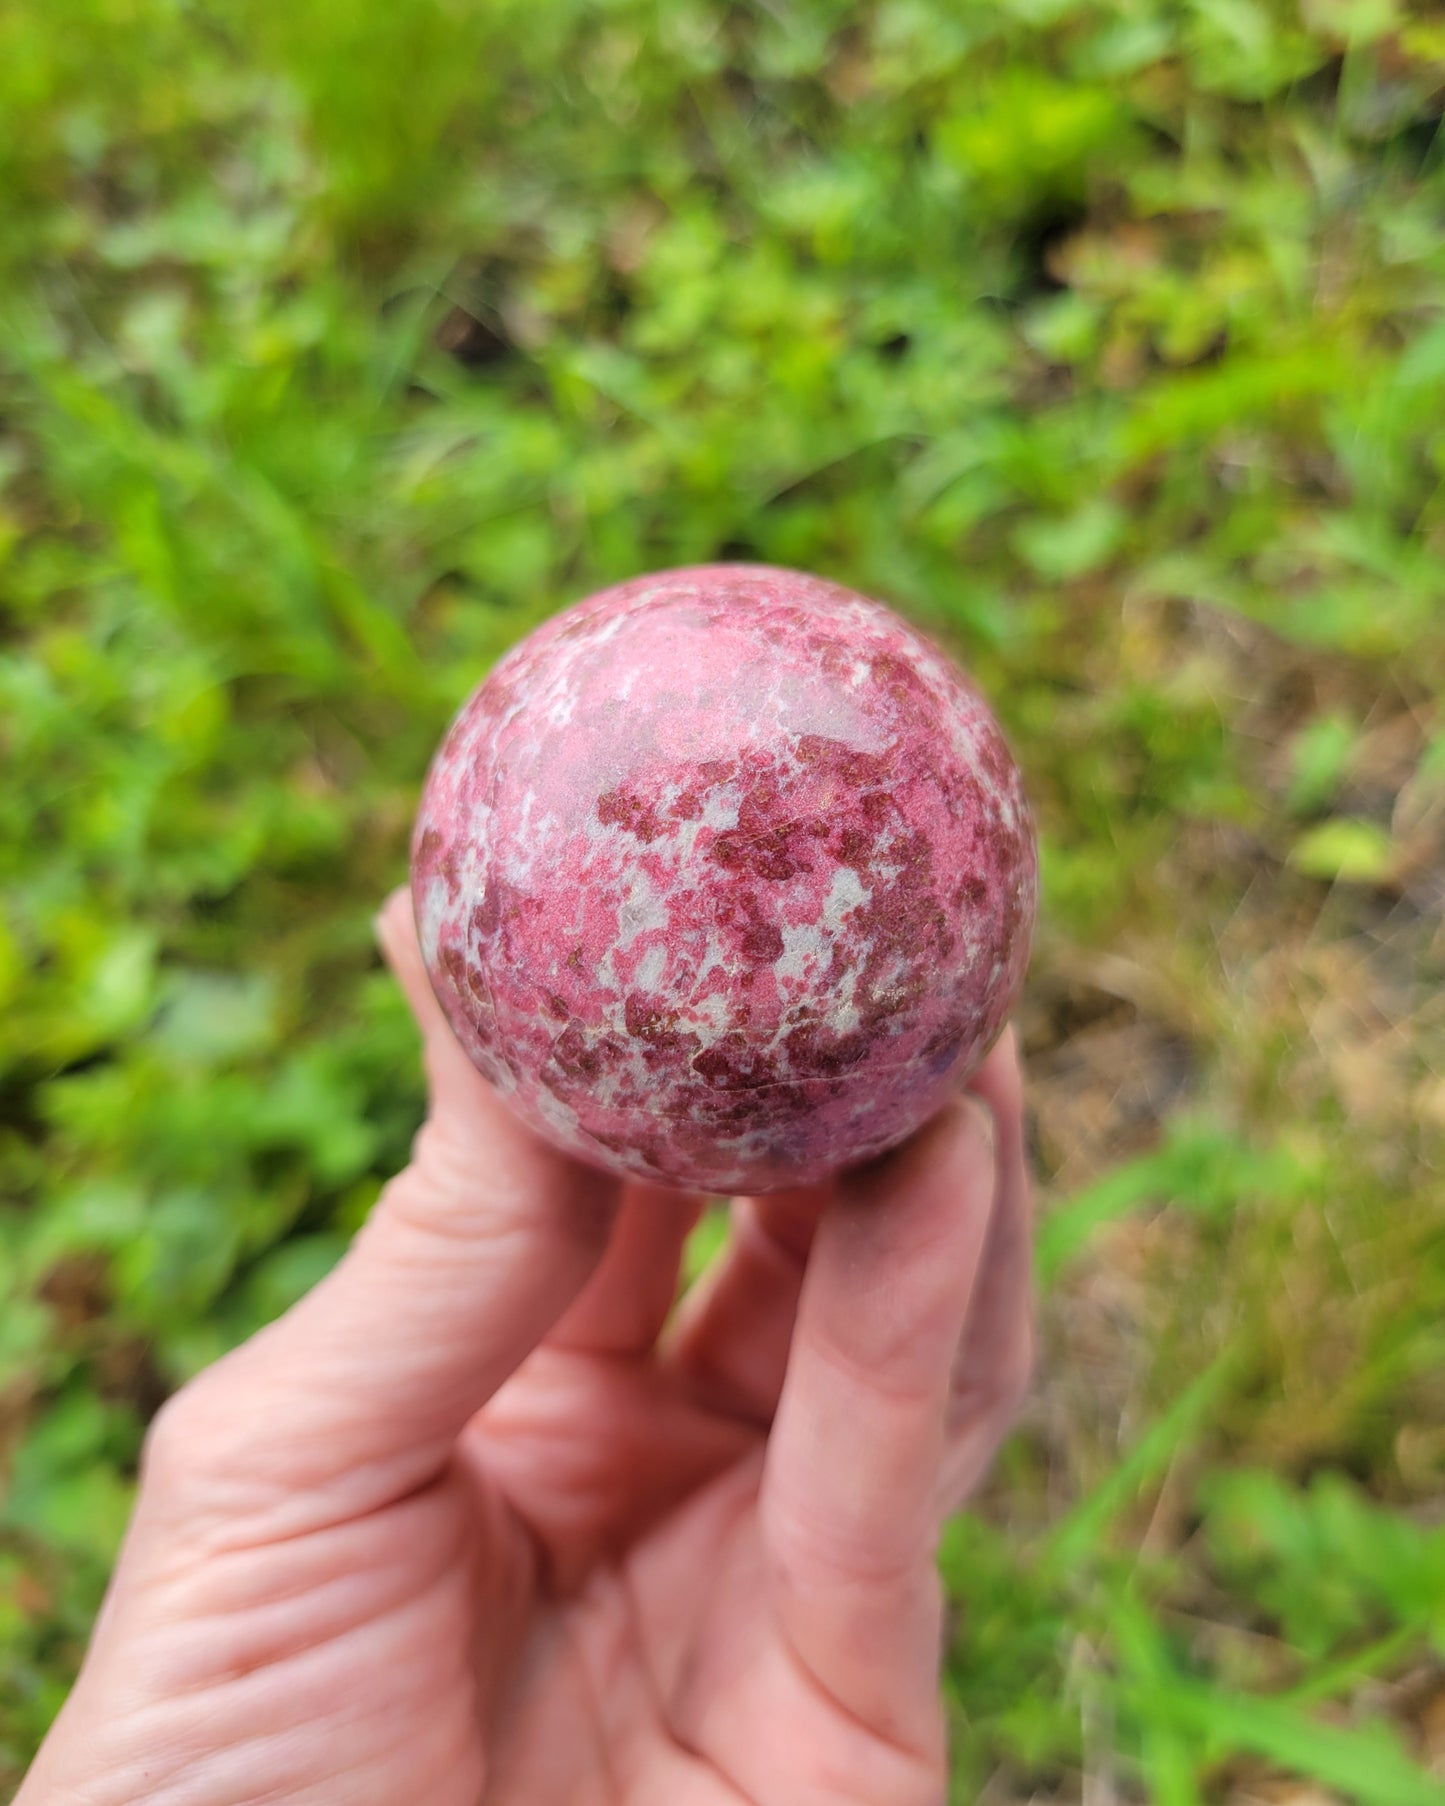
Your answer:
411;565;1036;1195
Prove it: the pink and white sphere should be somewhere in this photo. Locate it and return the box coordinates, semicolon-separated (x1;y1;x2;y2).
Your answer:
410;565;1036;1195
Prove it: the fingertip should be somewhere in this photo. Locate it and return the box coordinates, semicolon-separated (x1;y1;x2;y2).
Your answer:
967;1021;1025;1123
967;1022;1017;1088
372;894;623;1226
374;886;415;967
841;1091;994;1211
952;1090;997;1156
919;1093;996;1190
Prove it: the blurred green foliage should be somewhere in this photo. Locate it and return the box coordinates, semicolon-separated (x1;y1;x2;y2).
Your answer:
2;0;1443;1797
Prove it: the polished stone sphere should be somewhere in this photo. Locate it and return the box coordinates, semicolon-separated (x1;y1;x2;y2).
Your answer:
411;565;1036;1194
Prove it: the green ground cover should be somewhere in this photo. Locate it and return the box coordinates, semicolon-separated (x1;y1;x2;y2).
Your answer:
1;2;1442;1798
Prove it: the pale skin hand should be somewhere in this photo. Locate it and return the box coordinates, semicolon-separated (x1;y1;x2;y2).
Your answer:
18;892;1033;1806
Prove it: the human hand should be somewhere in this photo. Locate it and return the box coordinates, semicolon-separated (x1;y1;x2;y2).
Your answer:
18;890;1032;1806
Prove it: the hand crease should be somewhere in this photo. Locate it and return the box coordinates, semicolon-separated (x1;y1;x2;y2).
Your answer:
563;1608;625;1806
775;1614;942;1790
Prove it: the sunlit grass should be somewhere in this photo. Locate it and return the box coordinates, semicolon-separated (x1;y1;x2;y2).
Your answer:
2;1;1443;1796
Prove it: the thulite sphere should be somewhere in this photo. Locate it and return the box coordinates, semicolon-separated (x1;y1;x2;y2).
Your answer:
411;565;1036;1195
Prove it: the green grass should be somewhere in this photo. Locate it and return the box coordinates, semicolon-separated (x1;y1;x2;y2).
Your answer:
2;0;1444;1796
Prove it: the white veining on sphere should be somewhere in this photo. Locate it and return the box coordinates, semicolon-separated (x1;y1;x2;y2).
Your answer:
532;1085;583;1139
821;864;867;929
687;987;736;1047
616;866;669;949
634;940;668;993
419;876;450;959
700;786;741;830
774;921;821;987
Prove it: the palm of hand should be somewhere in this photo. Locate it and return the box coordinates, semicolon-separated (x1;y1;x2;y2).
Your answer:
66;1325;944;1806
477;1339;945;1806
489;1357;938;1806
20;897;1029;1806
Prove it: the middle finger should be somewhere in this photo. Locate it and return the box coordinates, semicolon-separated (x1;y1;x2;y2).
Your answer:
663;1183;829;1424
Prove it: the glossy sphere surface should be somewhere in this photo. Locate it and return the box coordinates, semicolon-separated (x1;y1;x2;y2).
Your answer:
411;566;1036;1194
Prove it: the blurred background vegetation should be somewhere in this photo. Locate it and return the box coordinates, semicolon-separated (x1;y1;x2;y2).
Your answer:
2;0;1443;1798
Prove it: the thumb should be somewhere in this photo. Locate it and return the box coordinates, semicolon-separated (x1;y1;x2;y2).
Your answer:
144;889;619;1538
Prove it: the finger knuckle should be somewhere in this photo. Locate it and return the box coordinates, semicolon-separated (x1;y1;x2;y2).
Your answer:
140;1369;239;1491
769;1487;927;1596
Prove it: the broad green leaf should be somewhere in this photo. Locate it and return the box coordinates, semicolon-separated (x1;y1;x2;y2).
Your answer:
1012;499;1125;582
1289;818;1396;884
1286;714;1359;817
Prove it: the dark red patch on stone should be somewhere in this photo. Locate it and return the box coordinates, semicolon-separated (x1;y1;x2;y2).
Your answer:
741;921;785;963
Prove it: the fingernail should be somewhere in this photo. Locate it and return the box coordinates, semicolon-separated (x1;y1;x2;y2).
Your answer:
841;1091;992;1205
954;1093;996;1154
